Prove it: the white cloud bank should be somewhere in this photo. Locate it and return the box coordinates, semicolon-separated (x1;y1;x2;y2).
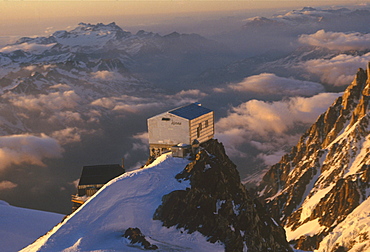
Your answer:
229;73;324;97
91;71;121;81
0;181;17;190
0;134;63;171
297;30;370;86
10;91;81;111
302;54;370;86
299;30;370;51
0;43;56;54
51;128;81;145
90;89;207;113
216;92;342;161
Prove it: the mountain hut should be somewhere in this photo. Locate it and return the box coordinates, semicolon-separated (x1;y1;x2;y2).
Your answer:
71;164;125;211
147;102;214;157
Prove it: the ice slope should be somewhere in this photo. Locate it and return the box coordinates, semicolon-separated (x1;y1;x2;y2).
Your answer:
22;153;225;252
0;200;63;252
316;197;370;252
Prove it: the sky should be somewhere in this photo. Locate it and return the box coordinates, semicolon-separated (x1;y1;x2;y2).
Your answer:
0;0;362;42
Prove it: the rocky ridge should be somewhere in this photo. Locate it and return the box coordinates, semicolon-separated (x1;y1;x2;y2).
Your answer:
154;139;292;252
257;64;370;250
21;140;293;252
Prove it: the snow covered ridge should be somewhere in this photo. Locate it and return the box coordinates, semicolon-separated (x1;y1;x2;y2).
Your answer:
0;200;63;252
21;153;214;252
318;196;370;252
257;63;370;251
22;139;293;251
5;22;147;54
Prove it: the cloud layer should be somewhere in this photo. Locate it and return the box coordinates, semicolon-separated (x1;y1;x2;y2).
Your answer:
0;43;56;54
0;181;17;191
91;71;122;80
229;73;324;97
10;91;81;111
302;54;370;86
215;92;342;162
0;134;63;171
90;89;207;113
299;30;370;51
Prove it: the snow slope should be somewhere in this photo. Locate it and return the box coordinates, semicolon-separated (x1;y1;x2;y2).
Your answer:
22;153;225;252
0;200;63;252
316;196;370;252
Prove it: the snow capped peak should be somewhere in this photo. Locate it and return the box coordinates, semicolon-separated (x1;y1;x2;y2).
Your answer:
49;22;130;49
15;36;57;45
72;22;131;37
300;7;317;12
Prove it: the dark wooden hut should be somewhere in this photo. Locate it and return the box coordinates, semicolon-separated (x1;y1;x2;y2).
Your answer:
72;164;125;211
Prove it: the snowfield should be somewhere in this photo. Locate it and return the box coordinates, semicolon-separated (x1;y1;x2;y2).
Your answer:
22;153;225;252
0;200;63;252
316;197;370;252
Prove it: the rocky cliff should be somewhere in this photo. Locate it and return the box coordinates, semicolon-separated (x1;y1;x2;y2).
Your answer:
154;139;293;252
257;64;370;251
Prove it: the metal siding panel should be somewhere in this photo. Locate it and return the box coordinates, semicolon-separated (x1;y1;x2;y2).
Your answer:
148;113;190;145
149;109;214;150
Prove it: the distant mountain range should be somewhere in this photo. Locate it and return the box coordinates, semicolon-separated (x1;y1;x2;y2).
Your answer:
0;22;233;93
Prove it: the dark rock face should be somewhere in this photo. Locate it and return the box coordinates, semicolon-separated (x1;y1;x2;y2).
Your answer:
154;139;292;252
257;64;370;250
123;227;158;250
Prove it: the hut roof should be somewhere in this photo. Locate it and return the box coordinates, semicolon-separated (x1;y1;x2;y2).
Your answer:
78;164;124;186
169;103;212;120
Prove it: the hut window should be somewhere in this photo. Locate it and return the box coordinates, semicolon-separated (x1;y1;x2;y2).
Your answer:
197;127;200;138
198;123;202;130
162;118;170;121
205;120;208;128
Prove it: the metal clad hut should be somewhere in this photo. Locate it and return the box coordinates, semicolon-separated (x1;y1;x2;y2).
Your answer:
147;103;214;156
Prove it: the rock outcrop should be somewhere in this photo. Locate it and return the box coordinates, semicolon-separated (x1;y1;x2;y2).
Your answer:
123;227;158;250
154;139;293;252
257;64;370;250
